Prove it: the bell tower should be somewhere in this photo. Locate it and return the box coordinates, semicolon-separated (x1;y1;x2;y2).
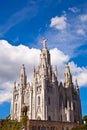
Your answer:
18;64;27;121
19;64;27;88
64;63;72;88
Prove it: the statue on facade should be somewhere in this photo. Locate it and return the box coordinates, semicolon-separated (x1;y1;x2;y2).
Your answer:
41;39;48;48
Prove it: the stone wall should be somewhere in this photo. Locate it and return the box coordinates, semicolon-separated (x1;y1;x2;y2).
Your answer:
27;120;77;130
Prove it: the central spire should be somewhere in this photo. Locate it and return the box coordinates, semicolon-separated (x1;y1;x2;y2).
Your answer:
41;39;48;48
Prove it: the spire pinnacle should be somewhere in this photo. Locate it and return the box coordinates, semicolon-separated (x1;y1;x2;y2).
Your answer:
75;79;79;89
64;63;72;88
20;64;25;76
19;64;27;87
41;39;48;48
54;66;58;76
75;79;78;86
65;63;71;74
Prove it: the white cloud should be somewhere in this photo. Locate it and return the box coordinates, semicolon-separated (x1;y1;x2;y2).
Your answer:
69;62;87;86
44;12;87;57
50;16;67;30
0;91;12;104
50;48;69;65
77;29;85;35
50;48;69;81
68;7;80;13
80;14;87;22
0;40;41;82
0;40;41;104
0;82;14;104
0;40;87;104
77;70;87;86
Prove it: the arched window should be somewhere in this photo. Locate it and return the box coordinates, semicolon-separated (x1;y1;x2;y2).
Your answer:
73;102;75;110
51;127;55;130
66;127;69;130
38;126;41;130
48;96;50;105
32;126;36;130
15;103;17;112
48;116;51;121
37;116;41;120
61;115;62;121
38;96;40;105
41;126;46;130
62;127;64;130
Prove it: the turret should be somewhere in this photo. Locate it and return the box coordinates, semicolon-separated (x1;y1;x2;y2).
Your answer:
64;63;72;88
54;66;58;77
14;81;16;91
33;66;36;77
19;64;27;88
75;79;79;94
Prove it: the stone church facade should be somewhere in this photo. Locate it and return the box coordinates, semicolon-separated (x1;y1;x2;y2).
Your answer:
10;40;82;123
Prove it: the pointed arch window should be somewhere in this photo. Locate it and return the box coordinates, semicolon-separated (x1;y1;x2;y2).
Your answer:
73;102;75;110
66;127;69;130
15;103;17;112
62;127;64;130
38;96;40;105
48;96;50;105
41;126;46;130
61;115;62;121
48;116;51;121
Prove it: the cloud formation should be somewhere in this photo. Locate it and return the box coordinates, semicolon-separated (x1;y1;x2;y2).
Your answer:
0;40;87;104
68;7;80;13
37;12;87;57
69;62;87;86
50;15;67;30
77;29;85;35
80;14;87;22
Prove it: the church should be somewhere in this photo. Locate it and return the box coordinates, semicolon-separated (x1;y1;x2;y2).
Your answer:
10;39;82;124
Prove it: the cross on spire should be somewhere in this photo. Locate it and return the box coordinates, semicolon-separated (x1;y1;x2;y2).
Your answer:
41;39;48;48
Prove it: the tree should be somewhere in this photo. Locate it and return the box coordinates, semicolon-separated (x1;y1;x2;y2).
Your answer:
72;115;87;130
83;115;87;121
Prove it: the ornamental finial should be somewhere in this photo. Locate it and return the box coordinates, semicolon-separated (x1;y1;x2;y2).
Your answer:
41;39;48;48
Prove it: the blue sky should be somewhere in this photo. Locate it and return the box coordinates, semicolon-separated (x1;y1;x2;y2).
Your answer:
0;0;87;119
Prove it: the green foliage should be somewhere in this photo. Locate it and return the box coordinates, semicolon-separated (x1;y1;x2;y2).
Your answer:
0;116;28;130
72;115;87;130
0;120;21;130
21;115;28;126
72;124;87;130
83;115;87;121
